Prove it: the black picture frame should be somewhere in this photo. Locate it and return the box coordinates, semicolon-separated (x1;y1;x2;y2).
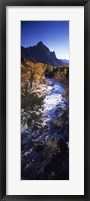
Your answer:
0;0;90;200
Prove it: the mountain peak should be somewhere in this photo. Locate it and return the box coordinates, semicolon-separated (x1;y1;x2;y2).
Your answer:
36;41;44;46
21;42;69;66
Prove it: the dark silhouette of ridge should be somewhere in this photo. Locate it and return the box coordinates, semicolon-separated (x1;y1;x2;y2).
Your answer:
21;41;69;66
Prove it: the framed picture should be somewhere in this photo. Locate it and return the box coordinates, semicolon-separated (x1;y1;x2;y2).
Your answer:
0;0;90;200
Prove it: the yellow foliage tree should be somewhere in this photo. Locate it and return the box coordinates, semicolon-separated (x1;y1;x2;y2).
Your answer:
21;61;46;88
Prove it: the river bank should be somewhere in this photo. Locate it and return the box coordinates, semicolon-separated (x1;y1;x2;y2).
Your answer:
21;77;69;180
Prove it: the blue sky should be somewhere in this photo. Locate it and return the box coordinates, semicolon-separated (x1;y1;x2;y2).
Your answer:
21;21;69;60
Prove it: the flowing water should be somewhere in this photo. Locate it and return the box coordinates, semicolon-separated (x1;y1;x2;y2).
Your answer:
21;78;69;180
42;77;65;124
21;78;65;143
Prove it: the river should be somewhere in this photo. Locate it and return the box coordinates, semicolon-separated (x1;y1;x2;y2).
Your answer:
42;77;65;124
21;77;65;144
21;78;69;180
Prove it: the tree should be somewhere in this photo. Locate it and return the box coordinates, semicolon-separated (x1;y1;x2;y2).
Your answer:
21;83;44;133
22;61;46;88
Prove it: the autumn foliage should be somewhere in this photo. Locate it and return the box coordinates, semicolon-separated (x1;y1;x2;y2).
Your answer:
21;61;46;87
21;61;69;88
